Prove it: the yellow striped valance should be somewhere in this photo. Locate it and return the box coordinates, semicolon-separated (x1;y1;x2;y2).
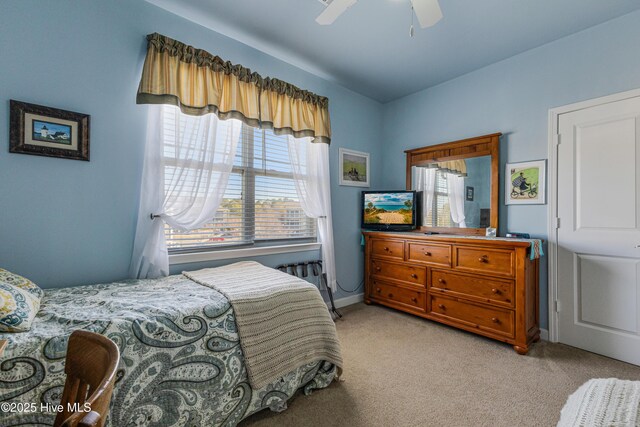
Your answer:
136;33;331;144
423;160;468;176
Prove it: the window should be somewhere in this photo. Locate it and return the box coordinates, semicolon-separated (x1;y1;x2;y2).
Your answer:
164;124;317;251
426;170;452;227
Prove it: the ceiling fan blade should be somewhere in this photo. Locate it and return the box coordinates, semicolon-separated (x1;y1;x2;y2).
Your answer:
316;0;358;25
410;0;443;28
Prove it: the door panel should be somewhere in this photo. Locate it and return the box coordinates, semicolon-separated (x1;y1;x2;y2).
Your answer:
557;94;640;365
576;118;637;229
577;254;638;333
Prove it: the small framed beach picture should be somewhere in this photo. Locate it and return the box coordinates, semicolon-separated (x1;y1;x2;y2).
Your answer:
10;100;90;161
339;148;370;187
505;160;546;205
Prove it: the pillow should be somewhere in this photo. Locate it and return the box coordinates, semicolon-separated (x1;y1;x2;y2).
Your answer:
0;282;40;332
0;268;44;301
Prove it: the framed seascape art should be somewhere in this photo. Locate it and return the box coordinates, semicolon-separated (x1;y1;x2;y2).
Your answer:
339;148;370;187
505;160;546;205
10;100;90;161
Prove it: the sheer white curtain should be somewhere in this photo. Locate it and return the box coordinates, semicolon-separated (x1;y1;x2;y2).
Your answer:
414;167;436;226
447;173;467;228
130;105;241;278
287;136;337;291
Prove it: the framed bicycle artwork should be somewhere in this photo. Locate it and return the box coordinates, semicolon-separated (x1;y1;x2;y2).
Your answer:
505;160;546;205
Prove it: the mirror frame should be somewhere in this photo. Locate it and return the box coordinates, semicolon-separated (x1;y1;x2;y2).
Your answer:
405;133;502;236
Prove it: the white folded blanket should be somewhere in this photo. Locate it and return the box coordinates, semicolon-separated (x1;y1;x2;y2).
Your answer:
558;378;640;426
184;261;343;389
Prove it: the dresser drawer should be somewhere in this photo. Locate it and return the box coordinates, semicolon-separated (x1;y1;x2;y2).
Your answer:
370;238;405;260
429;295;514;338
430;270;514;308
371;259;426;287
454;246;514;277
407;242;451;267
370;279;425;312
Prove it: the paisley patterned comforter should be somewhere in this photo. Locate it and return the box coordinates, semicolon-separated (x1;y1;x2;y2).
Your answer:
0;275;337;426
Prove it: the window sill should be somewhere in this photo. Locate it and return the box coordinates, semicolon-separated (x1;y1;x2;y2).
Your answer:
169;242;322;265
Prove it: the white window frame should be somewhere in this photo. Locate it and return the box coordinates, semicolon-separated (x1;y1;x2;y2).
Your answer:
165;124;317;259
169;242;321;265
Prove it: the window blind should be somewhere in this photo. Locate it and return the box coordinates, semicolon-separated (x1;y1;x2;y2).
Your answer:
425;170;452;227
164;123;317;251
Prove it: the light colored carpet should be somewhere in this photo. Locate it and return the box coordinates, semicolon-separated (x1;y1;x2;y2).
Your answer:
240;303;640;427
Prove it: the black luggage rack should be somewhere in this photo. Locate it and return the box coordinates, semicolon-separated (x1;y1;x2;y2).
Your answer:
275;260;342;319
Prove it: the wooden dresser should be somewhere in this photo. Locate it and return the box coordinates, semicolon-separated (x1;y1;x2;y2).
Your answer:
363;231;540;354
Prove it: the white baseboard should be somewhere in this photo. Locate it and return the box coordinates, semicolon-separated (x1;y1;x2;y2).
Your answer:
332;293;364;309
540;328;549;341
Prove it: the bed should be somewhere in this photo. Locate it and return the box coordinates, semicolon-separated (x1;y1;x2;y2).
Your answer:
0;263;339;426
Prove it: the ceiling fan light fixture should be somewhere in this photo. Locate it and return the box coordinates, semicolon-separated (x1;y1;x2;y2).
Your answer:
315;0;443;32
410;0;443;28
315;0;358;25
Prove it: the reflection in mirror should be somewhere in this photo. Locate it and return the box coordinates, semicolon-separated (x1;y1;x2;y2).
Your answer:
411;156;492;229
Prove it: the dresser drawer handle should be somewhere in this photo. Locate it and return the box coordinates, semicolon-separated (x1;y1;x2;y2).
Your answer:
438;304;446;310
491;288;500;294
438;278;446;284
411;273;418;279
383;247;389;251
478;255;489;263
411;297;418;303
491;317;500;324
375;266;381;272
423;251;432;256
376;287;381;293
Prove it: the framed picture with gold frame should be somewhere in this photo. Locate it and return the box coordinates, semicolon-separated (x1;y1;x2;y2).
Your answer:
10;100;90;161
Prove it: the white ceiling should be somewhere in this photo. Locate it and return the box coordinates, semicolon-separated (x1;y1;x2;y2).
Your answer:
146;0;640;103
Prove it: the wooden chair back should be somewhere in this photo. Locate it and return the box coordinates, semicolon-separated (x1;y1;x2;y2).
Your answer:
54;330;120;427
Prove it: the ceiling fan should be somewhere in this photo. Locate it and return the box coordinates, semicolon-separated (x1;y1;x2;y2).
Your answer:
316;0;443;29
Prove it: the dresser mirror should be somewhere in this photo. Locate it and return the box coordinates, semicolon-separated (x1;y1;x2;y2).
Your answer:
405;133;501;235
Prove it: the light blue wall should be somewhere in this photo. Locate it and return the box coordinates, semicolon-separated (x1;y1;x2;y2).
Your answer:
0;0;384;300
3;1;640;316
382;10;640;328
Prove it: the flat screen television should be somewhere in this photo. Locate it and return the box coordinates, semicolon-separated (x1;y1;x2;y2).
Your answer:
361;190;418;231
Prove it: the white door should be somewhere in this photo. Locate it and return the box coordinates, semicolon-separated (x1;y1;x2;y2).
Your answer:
556;93;640;365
